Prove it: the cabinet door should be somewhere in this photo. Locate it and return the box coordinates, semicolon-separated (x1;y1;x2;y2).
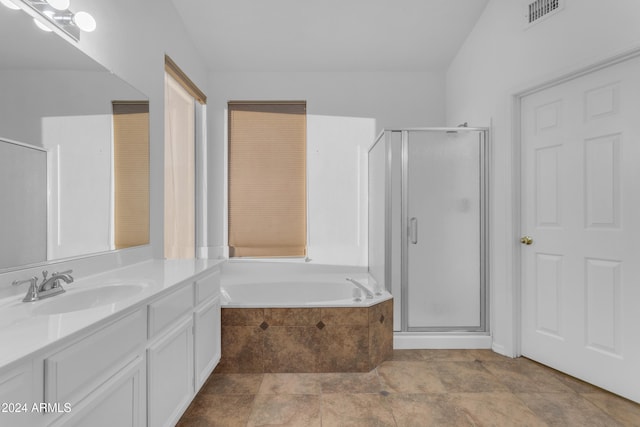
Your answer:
0;362;38;427
194;296;221;389
44;309;146;407
48;355;145;427
148;316;194;427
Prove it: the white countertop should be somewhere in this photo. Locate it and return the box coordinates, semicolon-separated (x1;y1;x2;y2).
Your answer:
0;259;223;369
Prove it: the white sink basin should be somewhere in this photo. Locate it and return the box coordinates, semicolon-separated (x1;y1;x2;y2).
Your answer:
31;284;145;315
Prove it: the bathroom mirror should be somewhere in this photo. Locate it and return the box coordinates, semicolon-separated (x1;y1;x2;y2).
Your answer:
0;6;149;271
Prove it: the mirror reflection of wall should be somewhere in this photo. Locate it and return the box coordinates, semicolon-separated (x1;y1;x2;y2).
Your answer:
0;5;149;271
0;140;47;268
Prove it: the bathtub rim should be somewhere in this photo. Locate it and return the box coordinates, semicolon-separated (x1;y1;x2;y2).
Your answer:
220;261;389;308
220;280;392;309
220;294;393;309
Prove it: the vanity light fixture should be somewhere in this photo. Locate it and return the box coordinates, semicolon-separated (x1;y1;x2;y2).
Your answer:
0;0;20;9
71;10;96;32
14;0;96;41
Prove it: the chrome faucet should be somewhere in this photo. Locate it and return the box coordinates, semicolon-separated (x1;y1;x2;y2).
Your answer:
12;270;73;302
346;277;374;299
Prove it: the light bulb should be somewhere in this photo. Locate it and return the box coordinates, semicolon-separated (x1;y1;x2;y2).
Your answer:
0;0;20;10
73;11;96;32
46;0;70;11
33;18;53;32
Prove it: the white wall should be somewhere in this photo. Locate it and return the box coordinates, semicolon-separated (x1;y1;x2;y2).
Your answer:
207;71;446;265
446;0;640;356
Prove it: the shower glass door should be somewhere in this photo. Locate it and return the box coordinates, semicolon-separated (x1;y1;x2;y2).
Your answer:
402;129;487;331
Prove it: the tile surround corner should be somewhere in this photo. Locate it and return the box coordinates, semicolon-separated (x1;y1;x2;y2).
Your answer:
217;300;393;373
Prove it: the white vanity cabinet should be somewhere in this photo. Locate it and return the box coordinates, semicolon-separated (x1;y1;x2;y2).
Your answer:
147;270;221;426
0;262;222;427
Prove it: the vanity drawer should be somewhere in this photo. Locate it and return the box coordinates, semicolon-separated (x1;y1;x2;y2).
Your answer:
44;308;146;406
148;283;194;338
195;270;220;304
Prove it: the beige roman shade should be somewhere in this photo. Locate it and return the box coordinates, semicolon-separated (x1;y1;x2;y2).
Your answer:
228;101;307;257
164;73;196;259
163;55;207;259
112;101;150;249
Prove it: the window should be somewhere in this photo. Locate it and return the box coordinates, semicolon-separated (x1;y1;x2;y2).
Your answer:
228;101;307;257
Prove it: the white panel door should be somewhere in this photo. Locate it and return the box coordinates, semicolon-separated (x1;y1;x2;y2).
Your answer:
521;55;640;403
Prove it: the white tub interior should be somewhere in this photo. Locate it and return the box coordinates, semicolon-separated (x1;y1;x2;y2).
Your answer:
220;261;391;308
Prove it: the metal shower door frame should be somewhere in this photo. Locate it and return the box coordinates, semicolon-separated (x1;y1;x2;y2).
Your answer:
397;128;490;333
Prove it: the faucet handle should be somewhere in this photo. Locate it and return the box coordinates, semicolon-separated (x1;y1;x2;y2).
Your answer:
42;270;48;281
12;277;38;287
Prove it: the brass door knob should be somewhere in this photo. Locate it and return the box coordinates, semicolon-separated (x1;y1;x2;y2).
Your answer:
520;236;533;245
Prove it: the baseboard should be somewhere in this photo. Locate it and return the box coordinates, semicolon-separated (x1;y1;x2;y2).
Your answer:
491;342;511;357
393;333;493;349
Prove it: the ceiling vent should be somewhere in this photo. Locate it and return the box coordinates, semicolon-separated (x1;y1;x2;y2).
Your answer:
525;0;564;27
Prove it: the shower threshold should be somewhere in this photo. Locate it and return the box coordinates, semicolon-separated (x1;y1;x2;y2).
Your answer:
393;332;492;350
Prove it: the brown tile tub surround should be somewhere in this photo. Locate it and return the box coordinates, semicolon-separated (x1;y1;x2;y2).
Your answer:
179;349;640;427
216;299;394;373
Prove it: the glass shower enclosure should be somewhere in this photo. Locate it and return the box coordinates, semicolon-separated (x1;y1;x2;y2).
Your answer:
368;128;489;333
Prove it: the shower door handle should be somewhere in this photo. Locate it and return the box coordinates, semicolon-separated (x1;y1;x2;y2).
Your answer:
409;217;418;244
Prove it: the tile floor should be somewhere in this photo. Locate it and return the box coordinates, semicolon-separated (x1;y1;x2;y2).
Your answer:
177;349;640;426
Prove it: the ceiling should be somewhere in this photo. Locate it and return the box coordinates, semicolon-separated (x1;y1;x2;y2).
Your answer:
170;0;489;72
